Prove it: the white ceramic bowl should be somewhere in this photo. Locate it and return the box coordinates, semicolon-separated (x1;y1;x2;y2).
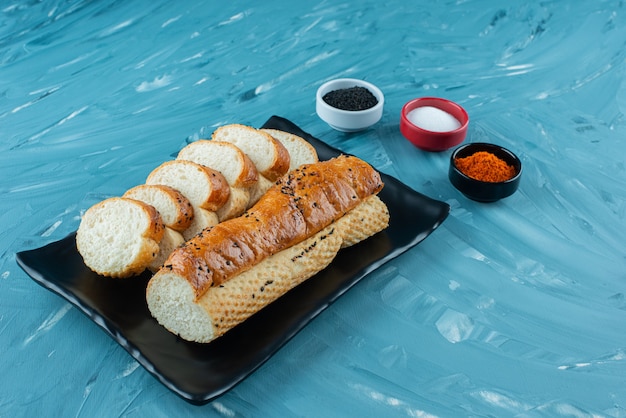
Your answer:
316;78;384;132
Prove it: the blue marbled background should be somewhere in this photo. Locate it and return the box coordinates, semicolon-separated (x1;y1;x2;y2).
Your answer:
2;0;626;416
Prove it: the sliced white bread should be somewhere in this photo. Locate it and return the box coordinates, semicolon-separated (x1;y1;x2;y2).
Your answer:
182;206;219;241
212;124;291;207
76;197;165;278
145;160;230;212
212;124;290;182
215;186;249;222
176;139;257;218
246;175;275;208
176;140;258;188
148;227;185;272
260;128;319;171
123;184;194;232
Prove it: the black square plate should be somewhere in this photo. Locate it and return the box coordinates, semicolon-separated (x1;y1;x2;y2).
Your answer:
16;116;450;405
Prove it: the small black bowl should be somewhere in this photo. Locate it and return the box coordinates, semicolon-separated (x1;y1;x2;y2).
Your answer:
449;142;522;202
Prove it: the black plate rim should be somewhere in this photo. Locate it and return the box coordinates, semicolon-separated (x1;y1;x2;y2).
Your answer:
15;116;450;405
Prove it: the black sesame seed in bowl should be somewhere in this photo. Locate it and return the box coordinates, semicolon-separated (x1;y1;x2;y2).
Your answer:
322;86;379;111
316;78;384;132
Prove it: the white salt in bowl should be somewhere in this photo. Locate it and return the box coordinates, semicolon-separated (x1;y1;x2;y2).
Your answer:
316;78;384;132
400;97;469;151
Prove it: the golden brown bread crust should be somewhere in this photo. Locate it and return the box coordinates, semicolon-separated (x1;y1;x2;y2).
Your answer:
199;225;342;340
122;198;166;243
160;155;384;300
260;131;291;181
201;166;231;212
223;146;260;188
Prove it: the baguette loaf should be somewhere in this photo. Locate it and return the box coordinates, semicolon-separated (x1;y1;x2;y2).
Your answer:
146;195;388;342
147;224;341;343
146;155;388;342
76;197;165;278
162;154;384;298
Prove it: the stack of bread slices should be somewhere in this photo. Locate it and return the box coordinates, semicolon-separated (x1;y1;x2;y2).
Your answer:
76;124;318;278
76;123;390;343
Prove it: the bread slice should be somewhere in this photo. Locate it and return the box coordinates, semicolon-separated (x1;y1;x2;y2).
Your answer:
176;140;258;188
176;139;259;217
145;160;230;212
261;128;319;171
182;206;219;241
246;175;275;208
212;124;290;181
211;124;292;207
215;186;249;222
148;227;185;272
147;223;342;343
123;184;194;232
76;197;164;278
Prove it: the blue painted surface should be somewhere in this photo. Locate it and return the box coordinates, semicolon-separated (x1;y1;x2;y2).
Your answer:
2;0;626;416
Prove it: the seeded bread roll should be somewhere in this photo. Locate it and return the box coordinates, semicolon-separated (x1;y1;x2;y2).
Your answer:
123;184;194;232
260;128;319;170
146;155;388;342
162;154;383;296
147;224;341;343
146;195;388;343
146;160;230;212
76;197;165;278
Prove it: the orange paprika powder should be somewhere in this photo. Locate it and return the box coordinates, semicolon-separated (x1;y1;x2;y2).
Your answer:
454;151;516;183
